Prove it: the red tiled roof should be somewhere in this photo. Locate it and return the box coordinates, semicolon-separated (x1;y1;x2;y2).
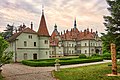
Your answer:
60;28;80;41
50;29;60;46
38;14;50;37
50;38;59;46
51;29;59;39
50;28;96;41
79;32;95;40
8;27;37;42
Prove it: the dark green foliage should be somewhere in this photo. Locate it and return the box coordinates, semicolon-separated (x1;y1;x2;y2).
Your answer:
117;55;120;59
102;0;120;54
79;54;87;59
0;36;13;65
0;51;13;64
0;74;3;80
3;24;14;39
22;58;103;67
102;52;111;60
91;53;101;57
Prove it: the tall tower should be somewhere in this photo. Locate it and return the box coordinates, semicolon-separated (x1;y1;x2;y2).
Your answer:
37;7;50;59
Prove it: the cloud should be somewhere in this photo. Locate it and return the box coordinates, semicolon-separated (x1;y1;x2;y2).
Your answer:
0;0;109;36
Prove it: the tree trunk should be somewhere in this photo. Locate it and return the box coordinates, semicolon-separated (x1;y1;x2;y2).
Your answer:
111;43;117;75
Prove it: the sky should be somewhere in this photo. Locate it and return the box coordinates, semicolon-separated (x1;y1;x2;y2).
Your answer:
0;0;109;35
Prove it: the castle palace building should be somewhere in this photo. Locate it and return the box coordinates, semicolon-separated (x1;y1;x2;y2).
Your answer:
6;9;102;62
49;20;102;57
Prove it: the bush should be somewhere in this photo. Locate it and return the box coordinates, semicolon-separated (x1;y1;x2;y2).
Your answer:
117;55;120;59
91;53;101;58
22;60;55;67
79;54;87;59
22;58;103;67
102;53;111;60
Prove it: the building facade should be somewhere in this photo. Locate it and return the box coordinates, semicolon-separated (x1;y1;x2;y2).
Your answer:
6;10;50;62
49;20;102;57
6;10;102;61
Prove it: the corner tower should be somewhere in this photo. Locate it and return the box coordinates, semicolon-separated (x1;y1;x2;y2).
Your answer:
38;8;50;59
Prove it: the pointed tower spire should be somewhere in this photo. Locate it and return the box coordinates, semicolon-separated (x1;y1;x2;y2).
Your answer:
42;5;44;15
74;17;77;29
37;6;50;36
54;24;57;30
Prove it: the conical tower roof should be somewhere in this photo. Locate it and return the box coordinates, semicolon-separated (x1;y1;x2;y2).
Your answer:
37;10;50;37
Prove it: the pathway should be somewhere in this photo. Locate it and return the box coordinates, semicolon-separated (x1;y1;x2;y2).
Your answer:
2;63;56;80
1;60;111;80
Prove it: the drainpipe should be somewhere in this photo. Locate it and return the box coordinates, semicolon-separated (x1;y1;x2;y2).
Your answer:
15;39;17;62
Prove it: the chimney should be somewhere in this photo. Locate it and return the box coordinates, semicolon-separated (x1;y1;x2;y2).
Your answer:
66;30;68;33
64;30;65;34
87;28;89;34
31;22;33;30
61;32;62;35
15;29;17;33
91;29;93;33
23;23;26;29
84;29;86;36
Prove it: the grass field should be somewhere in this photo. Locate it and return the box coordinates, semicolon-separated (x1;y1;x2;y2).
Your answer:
0;74;3;80
54;63;120;80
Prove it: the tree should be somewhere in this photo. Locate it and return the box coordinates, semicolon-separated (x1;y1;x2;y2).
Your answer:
3;24;14;39
102;0;120;54
0;36;13;67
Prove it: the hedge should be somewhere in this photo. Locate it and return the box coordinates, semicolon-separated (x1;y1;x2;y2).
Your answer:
79;54;87;59
22;58;103;67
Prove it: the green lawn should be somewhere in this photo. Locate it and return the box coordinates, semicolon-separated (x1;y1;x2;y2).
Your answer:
54;63;120;80
0;74;3;80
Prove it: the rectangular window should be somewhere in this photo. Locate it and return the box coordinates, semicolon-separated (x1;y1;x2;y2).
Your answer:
72;51;74;54
45;40;48;44
85;50;87;54
28;35;31;39
72;44;74;47
69;44;71;47
80;50;81;54
59;47;61;49
28;35;32;39
85;43;87;46
46;51;48;55
24;41;27;47
24;53;27;60
91;43;92;46
34;42;36;47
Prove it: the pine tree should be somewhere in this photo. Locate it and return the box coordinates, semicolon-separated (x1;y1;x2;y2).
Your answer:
102;0;120;54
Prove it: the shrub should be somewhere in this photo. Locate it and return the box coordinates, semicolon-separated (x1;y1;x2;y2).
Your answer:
117;55;120;59
79;54;87;59
91;53;101;58
102;52;111;60
22;58;103;67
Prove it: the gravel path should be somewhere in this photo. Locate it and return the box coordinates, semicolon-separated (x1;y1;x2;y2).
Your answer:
1;63;56;80
1;60;112;80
